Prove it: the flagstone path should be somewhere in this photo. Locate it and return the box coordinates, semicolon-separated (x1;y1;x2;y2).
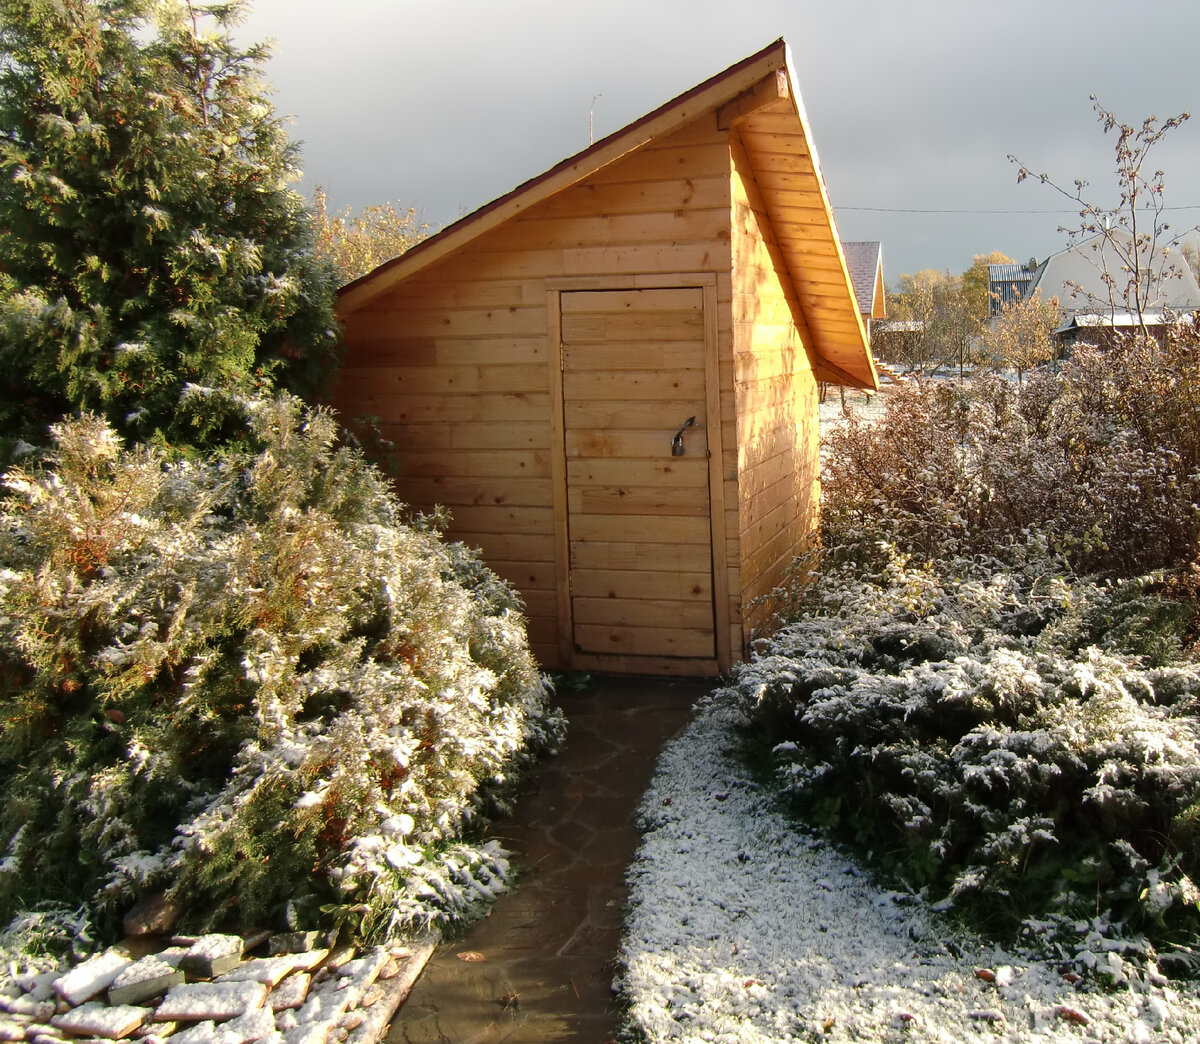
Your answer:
385;674;707;1044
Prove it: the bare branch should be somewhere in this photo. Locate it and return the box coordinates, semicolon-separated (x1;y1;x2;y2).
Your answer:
1010;98;1200;331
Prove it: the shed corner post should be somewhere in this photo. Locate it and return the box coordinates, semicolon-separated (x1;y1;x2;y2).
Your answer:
546;287;574;670
702;278;733;674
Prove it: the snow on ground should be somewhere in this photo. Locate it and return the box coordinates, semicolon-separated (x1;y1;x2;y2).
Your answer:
618;696;1200;1043
818;384;893;441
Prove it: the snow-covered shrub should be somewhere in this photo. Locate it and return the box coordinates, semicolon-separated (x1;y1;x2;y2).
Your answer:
734;326;1200;972
0;904;97;971
729;550;1200;971
823;319;1200;577
0;396;563;943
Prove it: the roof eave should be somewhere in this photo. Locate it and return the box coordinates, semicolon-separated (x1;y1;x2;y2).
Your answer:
786;45;877;391
732;47;876;389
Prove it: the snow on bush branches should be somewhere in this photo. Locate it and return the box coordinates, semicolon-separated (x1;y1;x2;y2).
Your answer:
819;319;1200;577
0;395;563;944
732;325;1200;976
731;554;1200;974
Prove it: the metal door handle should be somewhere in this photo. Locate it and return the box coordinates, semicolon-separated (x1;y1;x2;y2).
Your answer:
671;416;696;456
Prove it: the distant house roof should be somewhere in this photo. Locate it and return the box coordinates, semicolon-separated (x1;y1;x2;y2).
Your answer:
1057;310;1185;333
1027;230;1200;317
988;262;1036;315
842;240;885;319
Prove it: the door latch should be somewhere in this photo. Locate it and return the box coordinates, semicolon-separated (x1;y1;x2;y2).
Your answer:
671;416;696;456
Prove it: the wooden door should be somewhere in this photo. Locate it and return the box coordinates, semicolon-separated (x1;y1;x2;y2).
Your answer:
558;287;716;663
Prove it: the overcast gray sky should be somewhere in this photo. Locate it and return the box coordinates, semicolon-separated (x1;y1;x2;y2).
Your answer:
240;0;1200;284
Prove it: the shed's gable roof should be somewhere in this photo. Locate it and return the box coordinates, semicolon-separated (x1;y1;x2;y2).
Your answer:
338;40;875;389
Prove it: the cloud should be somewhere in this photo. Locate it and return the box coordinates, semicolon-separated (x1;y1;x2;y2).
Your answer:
242;0;1200;280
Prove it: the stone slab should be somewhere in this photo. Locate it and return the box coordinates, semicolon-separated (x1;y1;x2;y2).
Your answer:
16;974;58;1003
288;954;326;976
123;894;183;938
265;975;309;1013
331;950;386;999
155;983;267;1023
282;1022;333;1044
52;1001;149;1040
331;954;377;982
109;956;187;1007
318;950;354;976
221;1008;275;1044
1;997;54;1020
179;938;244;981
292;981;351;1028
216;953;323;989
154;949;189;968
169;1021;239;1044
54;952;133;1007
295;949;385;1027
265;936;318;957
342;940;435;1044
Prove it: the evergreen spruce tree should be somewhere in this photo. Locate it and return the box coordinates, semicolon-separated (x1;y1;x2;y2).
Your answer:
0;0;339;452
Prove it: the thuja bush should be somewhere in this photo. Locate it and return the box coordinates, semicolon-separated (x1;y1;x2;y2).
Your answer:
0;394;563;944
0;0;341;453
730;548;1200;974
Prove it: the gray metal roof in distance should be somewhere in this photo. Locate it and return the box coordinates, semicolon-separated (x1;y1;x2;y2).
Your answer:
841;240;882;315
988;262;1036;315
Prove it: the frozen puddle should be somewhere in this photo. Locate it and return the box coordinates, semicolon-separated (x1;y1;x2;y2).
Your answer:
618;698;1200;1042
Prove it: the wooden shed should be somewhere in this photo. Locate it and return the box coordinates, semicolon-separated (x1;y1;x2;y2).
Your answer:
331;39;878;677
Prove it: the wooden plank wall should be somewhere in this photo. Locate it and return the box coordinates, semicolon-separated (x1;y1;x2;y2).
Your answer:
331;116;736;669
729;133;821;644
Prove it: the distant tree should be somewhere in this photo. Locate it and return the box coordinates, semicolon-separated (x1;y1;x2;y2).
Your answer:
311;189;429;285
888;268;981;377
0;0;340;453
981;290;1059;382
1010;98;1199;330
961;250;1014;320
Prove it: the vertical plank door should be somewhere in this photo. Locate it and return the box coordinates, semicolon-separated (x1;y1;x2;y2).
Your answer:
559;287;716;660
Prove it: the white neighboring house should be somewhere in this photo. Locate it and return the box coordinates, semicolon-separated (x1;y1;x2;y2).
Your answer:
1024;229;1200;346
